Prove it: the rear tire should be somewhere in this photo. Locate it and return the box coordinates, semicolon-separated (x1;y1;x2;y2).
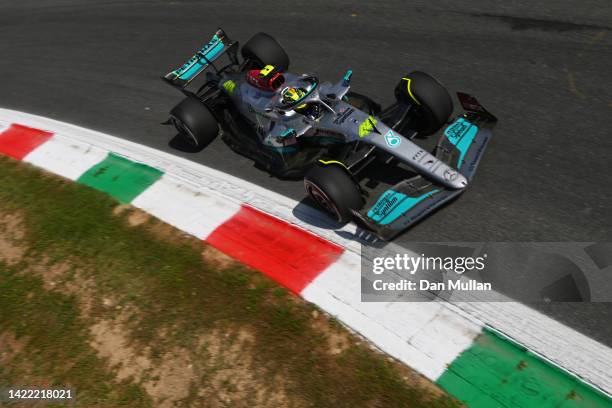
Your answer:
394;71;453;135
170;97;218;148
241;32;290;72
304;164;363;224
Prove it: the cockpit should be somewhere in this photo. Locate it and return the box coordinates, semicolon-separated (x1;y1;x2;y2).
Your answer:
277;75;325;119
278;75;318;108
245;68;325;120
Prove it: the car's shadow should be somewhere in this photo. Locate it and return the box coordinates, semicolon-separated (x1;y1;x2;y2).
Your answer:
292;197;388;249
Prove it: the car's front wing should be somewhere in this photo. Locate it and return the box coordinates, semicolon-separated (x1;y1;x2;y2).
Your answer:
354;93;497;240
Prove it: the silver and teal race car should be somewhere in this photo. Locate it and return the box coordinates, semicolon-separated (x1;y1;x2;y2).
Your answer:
162;29;497;240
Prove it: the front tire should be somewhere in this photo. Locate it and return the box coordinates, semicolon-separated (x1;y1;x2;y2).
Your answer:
304;164;363;224
394;71;453;135
170;97;218;148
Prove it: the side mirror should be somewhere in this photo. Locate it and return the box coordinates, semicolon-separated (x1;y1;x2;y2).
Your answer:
342;69;353;87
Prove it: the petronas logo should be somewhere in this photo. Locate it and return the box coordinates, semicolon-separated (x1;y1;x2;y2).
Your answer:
384;130;401;148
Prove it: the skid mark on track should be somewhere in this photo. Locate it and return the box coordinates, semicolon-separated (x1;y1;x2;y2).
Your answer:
470;13;610;32
589;30;607;44
567;72;586;99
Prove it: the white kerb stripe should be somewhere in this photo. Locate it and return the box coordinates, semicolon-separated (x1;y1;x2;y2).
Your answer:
23;134;108;181
131;174;241;240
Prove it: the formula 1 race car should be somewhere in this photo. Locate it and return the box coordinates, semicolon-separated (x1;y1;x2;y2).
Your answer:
162;29;497;240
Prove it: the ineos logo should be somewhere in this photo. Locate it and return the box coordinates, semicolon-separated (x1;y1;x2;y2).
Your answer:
373;195;398;217
412;150;426;161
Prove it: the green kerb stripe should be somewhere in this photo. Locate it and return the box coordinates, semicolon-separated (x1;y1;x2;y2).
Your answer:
437;328;612;407
77;153;163;203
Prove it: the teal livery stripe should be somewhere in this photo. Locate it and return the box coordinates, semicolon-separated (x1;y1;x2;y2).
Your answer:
175;35;225;81
265;145;298;153
367;189;439;225
444;117;479;169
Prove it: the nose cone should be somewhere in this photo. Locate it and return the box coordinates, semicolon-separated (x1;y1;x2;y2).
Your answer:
441;169;469;189
453;174;469;189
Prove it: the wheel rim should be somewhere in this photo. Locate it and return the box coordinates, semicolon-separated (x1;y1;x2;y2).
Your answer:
171;117;199;147
304;181;342;222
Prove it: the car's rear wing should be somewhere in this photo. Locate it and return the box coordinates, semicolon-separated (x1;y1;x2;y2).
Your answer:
163;28;238;90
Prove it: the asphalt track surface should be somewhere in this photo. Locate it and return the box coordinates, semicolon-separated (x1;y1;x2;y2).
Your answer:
1;1;612;345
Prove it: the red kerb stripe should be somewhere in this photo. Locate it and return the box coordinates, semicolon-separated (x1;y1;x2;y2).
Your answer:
206;205;343;293
0;124;53;160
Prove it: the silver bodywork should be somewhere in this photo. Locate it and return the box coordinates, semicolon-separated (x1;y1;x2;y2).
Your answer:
219;71;468;189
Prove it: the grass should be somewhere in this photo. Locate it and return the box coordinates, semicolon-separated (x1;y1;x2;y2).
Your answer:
0;155;460;407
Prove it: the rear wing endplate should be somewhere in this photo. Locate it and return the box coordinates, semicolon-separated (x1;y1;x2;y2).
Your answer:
163;28;238;89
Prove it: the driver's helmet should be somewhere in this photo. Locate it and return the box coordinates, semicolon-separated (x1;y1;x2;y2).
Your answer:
281;86;306;105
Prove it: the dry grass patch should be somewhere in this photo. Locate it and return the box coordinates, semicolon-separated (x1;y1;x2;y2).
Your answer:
0;331;27;365
0;211;26;266
114;204;150;227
